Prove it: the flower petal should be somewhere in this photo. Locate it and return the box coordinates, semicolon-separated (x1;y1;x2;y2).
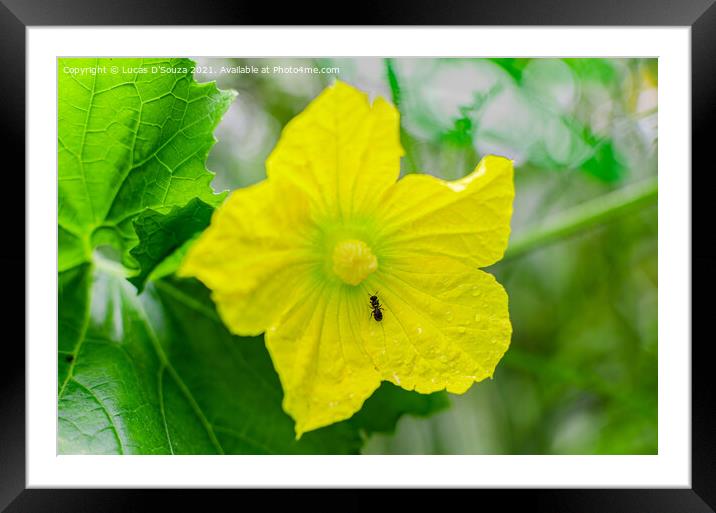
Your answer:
179;178;316;335
361;255;511;394
265;285;382;436
376;155;514;268
266;80;403;219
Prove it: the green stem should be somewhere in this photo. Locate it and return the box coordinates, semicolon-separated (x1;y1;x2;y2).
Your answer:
504;176;658;260
93;250;130;278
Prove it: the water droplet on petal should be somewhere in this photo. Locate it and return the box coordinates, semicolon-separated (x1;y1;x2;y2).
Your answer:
457;326;467;334
416;327;423;335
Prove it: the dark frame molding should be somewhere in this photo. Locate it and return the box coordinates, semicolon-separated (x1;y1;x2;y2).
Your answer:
3;1;713;511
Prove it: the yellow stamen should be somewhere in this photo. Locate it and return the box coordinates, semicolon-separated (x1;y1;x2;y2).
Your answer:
332;239;378;286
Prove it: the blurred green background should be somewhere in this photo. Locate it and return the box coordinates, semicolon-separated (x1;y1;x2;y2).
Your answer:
194;57;658;455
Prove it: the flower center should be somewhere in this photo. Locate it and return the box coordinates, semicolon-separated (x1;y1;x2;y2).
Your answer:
331;239;378;286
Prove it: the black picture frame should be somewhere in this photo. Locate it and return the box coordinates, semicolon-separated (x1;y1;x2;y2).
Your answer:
3;1;713;510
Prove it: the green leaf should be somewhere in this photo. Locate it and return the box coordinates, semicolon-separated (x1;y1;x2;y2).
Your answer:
580;140;627;183
129;198;214;292
58;226;90;273
146;235;200;282
58;269;362;454
351;383;450;435
489;58;532;83
58;263;92;391
385;58;402;107
58;58;233;269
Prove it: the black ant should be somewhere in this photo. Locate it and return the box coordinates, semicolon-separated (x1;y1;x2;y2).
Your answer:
369;292;384;322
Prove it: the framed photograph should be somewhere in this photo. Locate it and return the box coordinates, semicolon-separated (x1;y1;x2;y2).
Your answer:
4;0;714;510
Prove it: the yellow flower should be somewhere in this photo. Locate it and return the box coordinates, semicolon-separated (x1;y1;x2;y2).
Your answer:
180;81;514;436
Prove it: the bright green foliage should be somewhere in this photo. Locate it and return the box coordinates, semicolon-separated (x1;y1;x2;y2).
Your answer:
58;56;658;455
581;140;627;183
129;198;214;292
489;58;532;82
58;268;447;454
374;58;639;184
58;269;362;454
57;58;448;454
58;58;231;270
